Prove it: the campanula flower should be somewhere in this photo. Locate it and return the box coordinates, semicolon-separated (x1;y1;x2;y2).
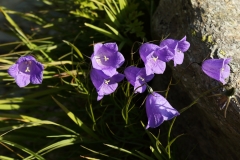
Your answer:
90;68;124;101
8;55;44;88
124;66;154;93
201;58;231;84
139;43;168;76
160;36;190;66
146;92;180;129
91;42;125;77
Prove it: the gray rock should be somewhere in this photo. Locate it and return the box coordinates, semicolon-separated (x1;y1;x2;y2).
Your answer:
151;0;240;159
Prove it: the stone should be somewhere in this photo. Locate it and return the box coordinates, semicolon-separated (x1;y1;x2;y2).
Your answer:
151;0;240;159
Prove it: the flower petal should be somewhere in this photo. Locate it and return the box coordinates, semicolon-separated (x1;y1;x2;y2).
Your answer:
173;49;184;66
30;61;44;84
178;36;190;52
103;43;118;52
124;66;141;86
90;68;108;90
15;73;30;88
146;92;179;129
8;64;19;77
139;43;160;63
202;58;231;84
160;39;178;49
156;46;174;62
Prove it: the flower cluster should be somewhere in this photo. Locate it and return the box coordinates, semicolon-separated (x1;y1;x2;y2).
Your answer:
8;36;232;129
90;36;190;128
90;43;125;101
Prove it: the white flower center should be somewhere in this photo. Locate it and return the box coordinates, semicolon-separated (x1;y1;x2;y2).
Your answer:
95;55;109;63
24;61;32;72
25;67;30;72
104;79;110;84
152;55;158;62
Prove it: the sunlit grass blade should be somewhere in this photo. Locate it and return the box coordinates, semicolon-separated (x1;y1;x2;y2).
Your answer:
0;113;79;135
84;23;122;41
0;155;15;160
118;0;127;10
81;145;121;160
26;138;81;159
62;40;84;60
103;143;145;160
51;96;99;139
104;23;124;39
0;139;45;160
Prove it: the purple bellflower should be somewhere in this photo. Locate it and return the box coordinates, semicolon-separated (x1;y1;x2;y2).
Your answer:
90;68;124;101
160;36;190;66
91;43;125;77
139;43;169;76
201;58;231;84
124;66;154;93
8;55;44;88
146;92;180;129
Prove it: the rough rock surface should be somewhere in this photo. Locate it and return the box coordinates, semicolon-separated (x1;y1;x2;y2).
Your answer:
151;0;240;159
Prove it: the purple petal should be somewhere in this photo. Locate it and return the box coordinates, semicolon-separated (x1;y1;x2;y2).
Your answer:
139;43;160;63
103;43;118;52
178;36;190;52
15;73;30;88
202;58;231;84
109;73;125;84
97;83;118;100
90;68;109;90
134;80;147;93
97;95;104;101
156;46;174;62
115;51;125;68
145;55;166;75
8;64;18;77
93;43;103;53
146;92;179;129
124;66;141;86
173;49;184;66
30;61;44;84
160;39;178;49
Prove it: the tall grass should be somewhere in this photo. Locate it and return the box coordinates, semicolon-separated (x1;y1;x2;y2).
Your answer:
0;0;207;159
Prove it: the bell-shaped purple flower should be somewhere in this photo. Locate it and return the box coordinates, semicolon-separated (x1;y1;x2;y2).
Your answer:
201;58;231;84
146;92;180;129
8;55;44;88
160;36;190;66
91;43;125;77
124;66;154;93
90;68;124;101
139;43;169;76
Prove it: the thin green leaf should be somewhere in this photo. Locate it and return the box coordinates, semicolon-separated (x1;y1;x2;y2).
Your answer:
51;96;99;139
84;23;121;41
62;40;84;60
0;139;44;160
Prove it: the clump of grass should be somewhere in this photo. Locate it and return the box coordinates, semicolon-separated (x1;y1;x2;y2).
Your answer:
0;0;202;159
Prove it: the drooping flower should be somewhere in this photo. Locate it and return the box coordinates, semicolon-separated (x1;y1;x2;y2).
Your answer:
146;92;180;129
159;36;190;66
124;66;154;93
139;43;169;76
91;42;125;77
90;68;124;101
8;55;44;88
201;58;231;84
